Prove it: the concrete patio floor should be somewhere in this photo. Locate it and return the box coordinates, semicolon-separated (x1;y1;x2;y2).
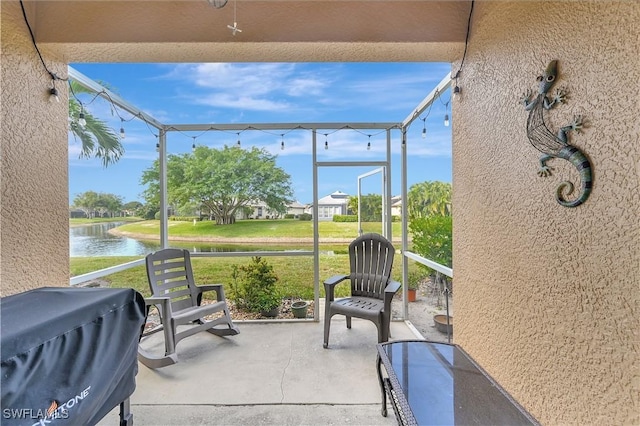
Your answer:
101;310;423;425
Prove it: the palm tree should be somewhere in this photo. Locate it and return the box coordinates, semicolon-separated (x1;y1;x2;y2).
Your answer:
408;181;452;220
68;80;124;167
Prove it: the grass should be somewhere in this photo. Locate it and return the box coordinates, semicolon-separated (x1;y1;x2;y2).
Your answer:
70;216;142;226
70;219;422;301
70;253;424;301
113;219;402;240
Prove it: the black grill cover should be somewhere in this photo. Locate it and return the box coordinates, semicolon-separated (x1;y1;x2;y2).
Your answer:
1;287;146;425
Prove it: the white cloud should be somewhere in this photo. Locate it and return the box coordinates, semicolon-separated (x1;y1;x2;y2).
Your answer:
167;63;333;113
195;93;290;111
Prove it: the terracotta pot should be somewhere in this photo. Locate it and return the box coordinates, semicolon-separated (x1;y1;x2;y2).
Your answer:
407;288;417;302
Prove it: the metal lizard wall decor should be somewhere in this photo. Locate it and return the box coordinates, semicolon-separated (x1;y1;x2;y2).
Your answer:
521;60;593;207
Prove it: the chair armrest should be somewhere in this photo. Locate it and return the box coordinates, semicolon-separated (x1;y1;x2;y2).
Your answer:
324;274;348;287
323;274;348;302
144;296;171;310
384;279;401;295
195;284;226;302
383;279;401;309
143;296;174;322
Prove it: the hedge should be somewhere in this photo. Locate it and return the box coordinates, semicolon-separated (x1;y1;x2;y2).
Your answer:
332;215;358;222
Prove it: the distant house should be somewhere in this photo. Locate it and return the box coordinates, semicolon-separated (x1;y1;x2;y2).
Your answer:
391;195;402;217
237;200;308;219
286;201;307;217
313;190;351;221
69;208;87;218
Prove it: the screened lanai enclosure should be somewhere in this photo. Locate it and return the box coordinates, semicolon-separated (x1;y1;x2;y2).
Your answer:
69;66;454;321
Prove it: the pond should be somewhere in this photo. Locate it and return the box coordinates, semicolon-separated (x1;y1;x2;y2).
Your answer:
69;222;325;257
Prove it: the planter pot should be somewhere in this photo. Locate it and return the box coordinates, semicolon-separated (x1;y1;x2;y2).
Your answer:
261;307;279;318
407;289;417;302
291;301;309;318
433;314;453;334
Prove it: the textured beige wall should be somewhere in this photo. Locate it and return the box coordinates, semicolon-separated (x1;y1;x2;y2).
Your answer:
1;1;69;296
452;1;639;424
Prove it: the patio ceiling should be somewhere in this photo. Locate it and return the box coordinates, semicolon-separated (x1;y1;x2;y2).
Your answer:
32;0;472;62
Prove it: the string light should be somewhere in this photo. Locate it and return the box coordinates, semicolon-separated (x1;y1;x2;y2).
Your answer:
78;108;86;127
119;118;126;139
421;118;427;138
19;0;70;103
236;133;241;147
324;134;328;150
192;137;197;151
451;1;474;101
49;83;60;103
367;135;371;151
156;142;160;152
280;134;285;150
444;113;450;127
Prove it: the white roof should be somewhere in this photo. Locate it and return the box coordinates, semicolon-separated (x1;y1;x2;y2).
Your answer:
317;190;350;205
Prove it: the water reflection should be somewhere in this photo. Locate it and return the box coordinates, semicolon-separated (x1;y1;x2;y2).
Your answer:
70;222;159;256
70;222;343;257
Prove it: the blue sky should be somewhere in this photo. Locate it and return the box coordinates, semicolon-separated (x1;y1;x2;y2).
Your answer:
69;63;453;205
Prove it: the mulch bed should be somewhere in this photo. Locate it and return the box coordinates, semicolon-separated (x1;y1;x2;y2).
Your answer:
143;297;314;332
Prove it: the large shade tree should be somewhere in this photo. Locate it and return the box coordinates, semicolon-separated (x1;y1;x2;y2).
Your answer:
68;80;124;167
141;145;293;225
73;191;124;218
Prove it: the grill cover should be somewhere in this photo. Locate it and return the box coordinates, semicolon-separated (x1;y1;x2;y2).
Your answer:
1;287;146;425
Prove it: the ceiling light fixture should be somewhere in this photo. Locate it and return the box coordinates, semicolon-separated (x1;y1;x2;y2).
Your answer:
206;0;228;8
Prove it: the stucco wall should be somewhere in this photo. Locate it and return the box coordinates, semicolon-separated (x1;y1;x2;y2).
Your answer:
452;1;639;424
1;1;70;295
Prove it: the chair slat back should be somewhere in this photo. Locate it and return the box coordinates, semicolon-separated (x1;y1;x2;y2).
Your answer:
349;233;395;299
146;248;199;312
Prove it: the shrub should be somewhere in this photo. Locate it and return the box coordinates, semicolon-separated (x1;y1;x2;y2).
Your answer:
407;270;424;290
298;213;312;221
284;214;295;219
230;257;281;313
169;216;200;222
332;215;358;222
409;215;452;274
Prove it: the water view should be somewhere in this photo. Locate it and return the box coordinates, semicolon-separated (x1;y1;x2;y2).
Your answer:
70;222;320;257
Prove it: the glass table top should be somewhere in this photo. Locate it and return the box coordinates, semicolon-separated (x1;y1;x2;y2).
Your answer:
378;341;538;426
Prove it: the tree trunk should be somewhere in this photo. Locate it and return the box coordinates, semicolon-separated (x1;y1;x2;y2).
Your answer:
215;214;236;225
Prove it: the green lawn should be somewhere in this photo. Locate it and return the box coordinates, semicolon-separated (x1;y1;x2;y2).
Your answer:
70;216;142;226
114;219;401;239
70;219;420;301
70;253;423;301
